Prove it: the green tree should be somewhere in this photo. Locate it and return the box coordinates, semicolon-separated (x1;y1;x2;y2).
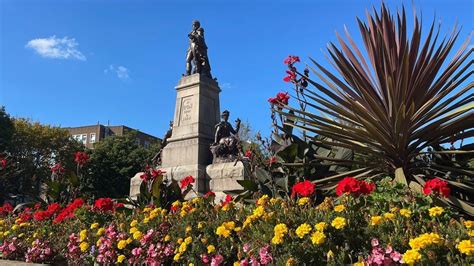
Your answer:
1;118;83;203
0;106;14;152
86;132;160;199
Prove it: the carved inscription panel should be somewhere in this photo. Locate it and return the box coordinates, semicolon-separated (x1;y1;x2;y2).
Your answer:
180;96;193;125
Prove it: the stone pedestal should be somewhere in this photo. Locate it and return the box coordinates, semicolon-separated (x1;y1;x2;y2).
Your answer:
161;74;220;193
129;172;143;200
206;161;250;202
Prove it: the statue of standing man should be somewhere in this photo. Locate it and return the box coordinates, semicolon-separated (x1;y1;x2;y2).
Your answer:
185;20;212;78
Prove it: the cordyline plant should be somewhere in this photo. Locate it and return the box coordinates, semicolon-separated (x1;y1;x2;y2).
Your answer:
272;5;473;214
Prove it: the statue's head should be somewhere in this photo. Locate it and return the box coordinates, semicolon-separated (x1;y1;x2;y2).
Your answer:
221;110;230;121
169;121;173;127
192;20;200;30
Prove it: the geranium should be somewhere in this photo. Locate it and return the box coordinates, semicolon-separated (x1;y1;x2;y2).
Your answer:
74;151;89;166
94;198;114;212
0;156;7;169
204;191;216;198
245;150;252;158
336;177;375;196
0;202;13;216
423;178;450;197
51;163;65;174
54;198;84;224
291;180;316;198
140;166;166;183
180;175;195;189
283;55;300;65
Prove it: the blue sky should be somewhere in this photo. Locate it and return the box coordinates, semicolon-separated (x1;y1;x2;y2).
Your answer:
0;0;472;140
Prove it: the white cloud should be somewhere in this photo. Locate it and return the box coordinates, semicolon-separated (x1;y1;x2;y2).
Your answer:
104;65;130;80
26;36;86;60
220;82;234;90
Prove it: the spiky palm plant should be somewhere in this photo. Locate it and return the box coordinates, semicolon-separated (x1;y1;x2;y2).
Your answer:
274;5;473;214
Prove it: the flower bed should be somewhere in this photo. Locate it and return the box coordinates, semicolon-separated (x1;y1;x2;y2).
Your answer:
0;178;472;265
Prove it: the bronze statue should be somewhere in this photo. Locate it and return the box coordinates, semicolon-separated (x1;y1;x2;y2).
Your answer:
152;121;173;165
210;110;241;162
185;20;212;78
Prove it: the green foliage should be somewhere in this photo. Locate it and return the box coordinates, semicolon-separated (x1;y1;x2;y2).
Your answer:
85;132;160;199
1;118;83;203
0;106;14;152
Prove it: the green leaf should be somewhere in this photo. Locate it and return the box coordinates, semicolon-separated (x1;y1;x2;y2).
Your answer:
236;180;259;192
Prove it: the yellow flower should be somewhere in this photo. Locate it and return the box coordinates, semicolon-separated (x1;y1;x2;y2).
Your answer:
126;237;133;244
370;216;383;226
295;223;312;238
298;197;310;206
96;239;102;247
11;225;19;231
399;209;412;218
383;212;395;221
310;231;326;245
117;254;126;263
186;226;192;233
171;200;181;208
201;238;208;244
129;227;137;234
178;242;187;253
331;217;346;229
198;222;204;229
327;250;334;260
402;249;421;265
18;233;25;238
130;220;138;227
257;195;269;206
271;235;284;245
224;221;235;230
458;239;473;256
19;222;29;228
253;206;265;218
468;230;474;237
428;206;444;217
164;235;171;242
177;238;183;244
117;240;127;250
79;229;88;242
409;233;442;250
272;223;288;245
142;207;152;213
2;231;9;237
173;253;181;262
90;223;99;230
184;236;192;245
133;231;143;240
315;222;327;232
234;227;241;232
334;204;345;212
234;262;241;266
286;257;296;266
270;198;281;205
216;226;231;238
353;261;365;266
79;242;89;252
463;220;474;229
97;228;105;236
189;263;195;266
207;244;216;253
143;217;150;223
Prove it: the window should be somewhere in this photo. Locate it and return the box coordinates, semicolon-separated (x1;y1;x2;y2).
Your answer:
144;140;150;148
90;133;96;143
80;134;87;144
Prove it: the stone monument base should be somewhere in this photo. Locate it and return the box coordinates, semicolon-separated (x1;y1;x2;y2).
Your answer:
161;164;208;198
129;172;143;200
206;161;250;202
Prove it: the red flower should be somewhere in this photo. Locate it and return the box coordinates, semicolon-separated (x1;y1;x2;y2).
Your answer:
51;163;65;174
283;55;300;65
33;210;52;221
283;70;297;82
53;198;83;224
222;194;233;206
140;168;166;183
336;177;375;197
180;175;196;189
291;180;316;198
268;156;278;166
115;203;125;209
34;203;41;209
0;203;13;216
151;169;166;178
74;151;89;166
423;178;450;198
94;198;114;212
0;157;7;169
245;150;252;158
204;191;216;198
268;92;290;105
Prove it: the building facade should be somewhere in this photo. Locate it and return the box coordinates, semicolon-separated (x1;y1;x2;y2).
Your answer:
64;124;160;149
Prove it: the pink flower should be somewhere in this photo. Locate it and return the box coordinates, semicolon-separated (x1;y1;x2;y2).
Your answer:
211;254;224;266
371;238;379;247
132;247;142;257
259;245;273;265
201;254;210;264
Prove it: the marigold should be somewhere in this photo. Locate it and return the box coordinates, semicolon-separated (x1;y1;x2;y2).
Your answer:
353;261;365;266
428;206;444;217
216;226;231;238
184;236;192;245
173;253;181;261
130;220;138;227
295;223;312;238
463;220;473;229
370;216;383;226
207;244;216;253
117;254;126;263
117;239;127;250
253;206;265;218
334;204;345;212
315;222;328;232
311;231;326;245
79;242;89;252
458;239;473;256
133;230;143;240
402;249;421;265
257;195;269;206
383;212;395;220
298;197;310;206
409;233;442;250
274;223;288;235
90;223;99;230
400;209;412;218
79;229;88;242
331;217;346;229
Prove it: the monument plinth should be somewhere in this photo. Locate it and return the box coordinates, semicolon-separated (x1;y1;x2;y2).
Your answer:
161;74;220;193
